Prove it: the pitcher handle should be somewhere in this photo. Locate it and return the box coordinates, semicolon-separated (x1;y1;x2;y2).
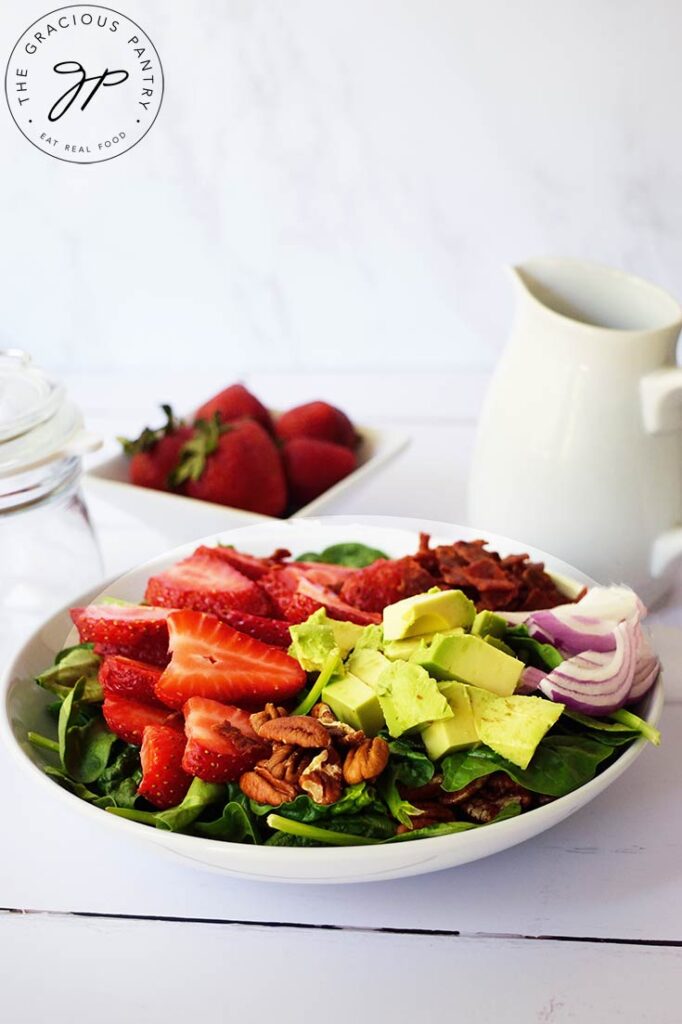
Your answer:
641;367;682;432
641;368;682;578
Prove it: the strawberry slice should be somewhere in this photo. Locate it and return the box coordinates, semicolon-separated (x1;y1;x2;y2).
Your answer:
71;605;172;666
138;725;192;809
102;695;182;746
145;547;272;618
215;608;292;648
155;611;306;710
182;696;269;783
99;655;163;704
204;545;284;581
295;577;381;626
259;567;321;622
294;562;358;591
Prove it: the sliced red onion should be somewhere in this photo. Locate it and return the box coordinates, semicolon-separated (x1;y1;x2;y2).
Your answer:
539;620;637;715
527;610;617;654
576;585;645;623
516;666;547;694
627;633;660;702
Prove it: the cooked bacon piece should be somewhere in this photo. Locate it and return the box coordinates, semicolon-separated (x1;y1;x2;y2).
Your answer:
339;557;437;613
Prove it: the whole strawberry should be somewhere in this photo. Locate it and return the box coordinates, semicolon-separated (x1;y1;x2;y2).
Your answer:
171;415;287;516
282;437;357;507
194;384;273;433
276;400;357;449
120;405;192;492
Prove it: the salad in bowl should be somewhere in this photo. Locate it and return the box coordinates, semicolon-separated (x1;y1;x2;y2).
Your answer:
2;518;662;882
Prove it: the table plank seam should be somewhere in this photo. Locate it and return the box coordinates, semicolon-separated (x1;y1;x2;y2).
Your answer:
2;908;680;949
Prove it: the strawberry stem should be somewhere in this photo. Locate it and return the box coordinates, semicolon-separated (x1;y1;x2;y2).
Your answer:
119;404;181;456
169;413;231;486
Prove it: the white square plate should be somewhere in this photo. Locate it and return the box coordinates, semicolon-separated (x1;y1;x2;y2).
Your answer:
86;423;410;541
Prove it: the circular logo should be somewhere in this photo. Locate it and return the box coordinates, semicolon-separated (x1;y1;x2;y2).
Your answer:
4;5;163;163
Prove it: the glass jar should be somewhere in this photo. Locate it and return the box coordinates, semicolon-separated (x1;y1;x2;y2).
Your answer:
0;350;103;654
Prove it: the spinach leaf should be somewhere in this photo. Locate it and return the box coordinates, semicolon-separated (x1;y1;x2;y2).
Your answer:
249;781;376;822
442;734;616;798
386;799;522;843
377;765;422;828
44;766;114;809
57;682;117;783
95;745;143;808
387;736;435;787
37;644;103;703
295;542;387;568
107;778;225;831
194;786;260;842
504;626;563;670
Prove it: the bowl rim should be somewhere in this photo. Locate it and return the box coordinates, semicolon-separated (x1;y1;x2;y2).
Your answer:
0;515;664;873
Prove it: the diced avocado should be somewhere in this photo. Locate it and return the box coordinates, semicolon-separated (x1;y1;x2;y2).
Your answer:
375;661;453;738
384;627;464;662
412;633;523;696
322;674;385;736
484;635;516;658
421;682;479;760
353;624;384;652
382;588;476;641
288;608;364;671
471;610;507;639
472;694;564;769
345;648;391;689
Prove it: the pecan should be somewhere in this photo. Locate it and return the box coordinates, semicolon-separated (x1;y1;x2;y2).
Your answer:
239;768;298;806
299;750;343;805
260;745;310;785
342;737;389;784
257;715;331;749
440;777;488;805
311;703;366;746
249;703;288;736
398;774;444;802
395;803;455;834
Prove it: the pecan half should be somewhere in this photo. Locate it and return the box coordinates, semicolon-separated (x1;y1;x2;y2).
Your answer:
311;703;366;746
440;777;488;805
342;737;389;784
250;703;288;736
299;750;343;805
260;744;311;785
257;715;331;749
239;768;298;806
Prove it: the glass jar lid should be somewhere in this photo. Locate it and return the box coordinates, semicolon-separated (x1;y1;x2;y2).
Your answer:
0;350;100;478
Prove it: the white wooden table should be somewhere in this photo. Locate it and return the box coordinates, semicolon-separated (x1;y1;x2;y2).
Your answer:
2;371;681;1024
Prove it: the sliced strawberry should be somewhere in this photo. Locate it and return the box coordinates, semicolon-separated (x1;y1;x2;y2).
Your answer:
204;545;284;581
99;655;163;704
182;696;270;783
138;725;192;809
293;562;358;591
215;608;292;648
295;577;381;625
155;611;306;710
259;566;321;622
102;695;181;746
145;547;271;618
71;605;172;666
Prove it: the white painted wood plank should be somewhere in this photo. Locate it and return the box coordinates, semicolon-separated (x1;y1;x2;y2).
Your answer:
1;912;679;1024
0;710;678;942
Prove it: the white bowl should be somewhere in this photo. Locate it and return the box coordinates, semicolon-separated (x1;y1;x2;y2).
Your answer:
0;516;663;885
86;423;410;529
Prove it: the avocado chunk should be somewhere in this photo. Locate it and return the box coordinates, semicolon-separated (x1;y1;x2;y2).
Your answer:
345;648;391;689
412;633;523;696
383;588;476;641
472;694;564;769
471;610;507;639
322;674;385;736
375;661;453;738
289;608;364;670
421;681;479;760
384;627;464;662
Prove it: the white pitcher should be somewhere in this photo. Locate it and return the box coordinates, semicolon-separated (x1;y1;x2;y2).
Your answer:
467;258;682;604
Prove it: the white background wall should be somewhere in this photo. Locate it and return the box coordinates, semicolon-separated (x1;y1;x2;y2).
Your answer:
1;0;681;376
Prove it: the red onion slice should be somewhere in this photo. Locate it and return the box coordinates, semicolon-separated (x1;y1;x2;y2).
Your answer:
527;610;617;654
516;666;547;694
539;620;637;715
